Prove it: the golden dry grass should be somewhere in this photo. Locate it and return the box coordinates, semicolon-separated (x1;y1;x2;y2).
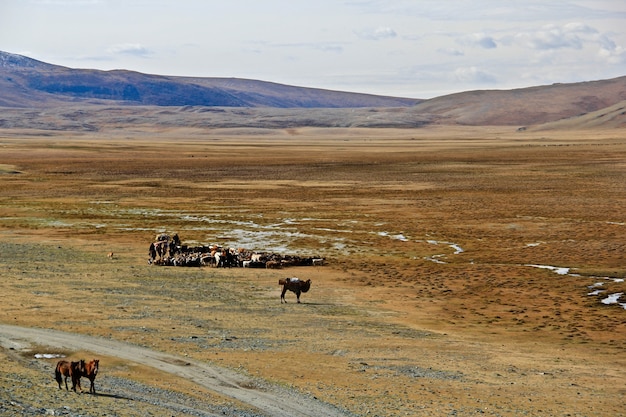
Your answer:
1;125;625;416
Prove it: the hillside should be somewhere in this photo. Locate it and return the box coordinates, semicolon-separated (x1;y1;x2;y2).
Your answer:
1;50;626;128
0;51;419;109
528;99;626;130
410;77;626;126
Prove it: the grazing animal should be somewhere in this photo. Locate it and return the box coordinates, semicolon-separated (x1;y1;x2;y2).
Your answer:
279;277;312;303
311;258;324;266
214;251;223;267
266;260;282;269
82;359;100;394
55;359;85;392
154;240;168;260
148;242;157;264
214;249;234;268
107;252;114;259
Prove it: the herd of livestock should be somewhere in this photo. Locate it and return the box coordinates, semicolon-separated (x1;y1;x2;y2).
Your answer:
148;233;325;268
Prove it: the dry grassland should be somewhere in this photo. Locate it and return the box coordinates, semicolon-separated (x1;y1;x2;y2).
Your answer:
0;125;625;416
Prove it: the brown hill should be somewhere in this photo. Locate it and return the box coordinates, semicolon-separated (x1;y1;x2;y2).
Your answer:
411;77;626;126
0;51;419;108
527;99;626;130
1;51;626;128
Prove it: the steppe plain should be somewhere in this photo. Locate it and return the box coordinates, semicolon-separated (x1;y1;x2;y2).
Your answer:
0;123;625;416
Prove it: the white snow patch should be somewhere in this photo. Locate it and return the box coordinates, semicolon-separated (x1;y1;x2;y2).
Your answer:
34;353;65;359
601;293;626;309
526;264;570;275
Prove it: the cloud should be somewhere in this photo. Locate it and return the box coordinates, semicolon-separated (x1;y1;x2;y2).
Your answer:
515;22;597;50
593;32;626;64
458;33;497;49
454;66;497;84
319;44;344;53
31;0;101;4
355;26;397;40
599;41;626;65
438;47;464;56
268;41;345;54
107;43;152;57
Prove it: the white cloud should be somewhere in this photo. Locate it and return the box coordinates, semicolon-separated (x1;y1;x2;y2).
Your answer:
355;26;398;40
458;33;497;49
599;43;626;65
595;33;626;64
31;0;101;4
271;42;344;54
107;43;152;57
454;66;497;84
438;47;464;56
515;23;597;50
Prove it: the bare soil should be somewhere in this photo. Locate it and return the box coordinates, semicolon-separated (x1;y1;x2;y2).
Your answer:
0;125;625;416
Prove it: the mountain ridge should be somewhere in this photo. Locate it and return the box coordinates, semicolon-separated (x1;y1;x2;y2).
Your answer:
1;51;626;128
0;51;419;108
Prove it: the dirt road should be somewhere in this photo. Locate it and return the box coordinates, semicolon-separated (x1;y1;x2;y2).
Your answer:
0;324;350;417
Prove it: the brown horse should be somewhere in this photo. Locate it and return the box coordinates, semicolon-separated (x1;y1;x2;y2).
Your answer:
82;359;100;394
55;359;85;392
279;277;312;303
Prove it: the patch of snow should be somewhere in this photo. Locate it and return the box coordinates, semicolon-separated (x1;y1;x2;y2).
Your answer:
601;293;625;308
34;353;65;359
424;255;446;264
526;264;570;275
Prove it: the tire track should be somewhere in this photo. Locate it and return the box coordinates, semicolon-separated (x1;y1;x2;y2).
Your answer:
0;324;350;417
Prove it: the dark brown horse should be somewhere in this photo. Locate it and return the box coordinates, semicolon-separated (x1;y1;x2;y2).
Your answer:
55;359;85;392
279;277;311;303
82;359;99;394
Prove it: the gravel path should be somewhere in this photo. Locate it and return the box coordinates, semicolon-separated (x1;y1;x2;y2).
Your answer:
0;324;352;417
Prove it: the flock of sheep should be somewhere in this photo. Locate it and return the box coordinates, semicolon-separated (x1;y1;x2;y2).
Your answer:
148;233;324;268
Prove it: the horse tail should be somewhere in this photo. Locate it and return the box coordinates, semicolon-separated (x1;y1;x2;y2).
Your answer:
54;364;62;386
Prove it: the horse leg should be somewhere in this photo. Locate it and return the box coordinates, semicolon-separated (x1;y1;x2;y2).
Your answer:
296;290;301;303
89;377;96;394
72;375;82;393
281;286;287;303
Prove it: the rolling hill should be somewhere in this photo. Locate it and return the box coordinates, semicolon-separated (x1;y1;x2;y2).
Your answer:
1;50;626;129
409;78;626;126
526;99;626;130
0;51;418;109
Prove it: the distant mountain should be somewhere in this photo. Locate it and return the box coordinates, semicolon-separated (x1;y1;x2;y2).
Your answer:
0;51;420;108
1;51;626;129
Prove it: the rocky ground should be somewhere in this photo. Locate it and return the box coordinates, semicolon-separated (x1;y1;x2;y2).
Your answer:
0;323;350;417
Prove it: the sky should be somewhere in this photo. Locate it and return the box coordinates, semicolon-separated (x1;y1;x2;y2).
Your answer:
1;0;626;98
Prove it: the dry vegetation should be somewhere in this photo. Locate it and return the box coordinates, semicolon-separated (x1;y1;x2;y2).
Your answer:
0;125;625;416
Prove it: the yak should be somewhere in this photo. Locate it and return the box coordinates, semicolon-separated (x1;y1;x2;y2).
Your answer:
279;277;311;303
